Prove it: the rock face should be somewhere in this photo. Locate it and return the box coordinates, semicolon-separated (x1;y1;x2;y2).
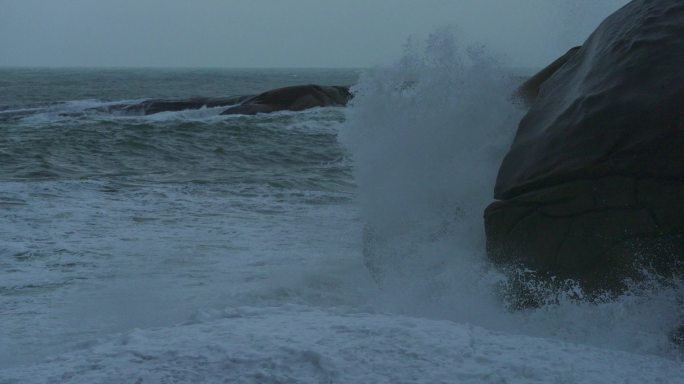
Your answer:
221;85;351;115
514;46;580;108
485;0;684;296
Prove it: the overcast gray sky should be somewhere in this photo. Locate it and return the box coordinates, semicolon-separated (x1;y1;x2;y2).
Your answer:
0;0;628;68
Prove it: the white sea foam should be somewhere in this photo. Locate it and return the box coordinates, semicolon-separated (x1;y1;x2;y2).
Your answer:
2;307;683;384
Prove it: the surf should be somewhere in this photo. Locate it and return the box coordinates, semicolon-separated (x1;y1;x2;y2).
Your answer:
340;29;684;358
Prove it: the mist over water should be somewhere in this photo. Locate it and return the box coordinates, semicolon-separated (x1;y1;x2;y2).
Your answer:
341;30;684;358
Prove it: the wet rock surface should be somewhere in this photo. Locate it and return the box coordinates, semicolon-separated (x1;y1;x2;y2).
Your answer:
485;0;684;295
486;177;684;294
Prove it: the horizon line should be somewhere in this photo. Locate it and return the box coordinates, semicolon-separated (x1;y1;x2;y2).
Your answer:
0;65;369;70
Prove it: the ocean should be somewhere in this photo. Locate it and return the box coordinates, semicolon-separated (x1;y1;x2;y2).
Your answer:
1;37;683;383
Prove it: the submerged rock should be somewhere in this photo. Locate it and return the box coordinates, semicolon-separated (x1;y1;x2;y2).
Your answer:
485;0;684;296
220;85;351;115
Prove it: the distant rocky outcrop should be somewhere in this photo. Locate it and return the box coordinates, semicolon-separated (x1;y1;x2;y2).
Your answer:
220;85;351;115
105;96;251;115
95;84;351;116
485;0;684;300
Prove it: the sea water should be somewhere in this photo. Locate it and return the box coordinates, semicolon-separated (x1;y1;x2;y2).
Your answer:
1;37;682;383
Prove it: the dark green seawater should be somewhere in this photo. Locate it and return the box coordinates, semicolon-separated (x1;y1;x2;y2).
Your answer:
0;68;361;367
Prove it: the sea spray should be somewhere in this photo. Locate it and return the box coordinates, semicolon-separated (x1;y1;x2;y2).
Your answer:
340;29;684;357
340;30;523;322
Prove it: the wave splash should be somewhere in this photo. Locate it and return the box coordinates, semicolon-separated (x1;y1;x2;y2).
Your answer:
340;29;522;318
340;29;684;357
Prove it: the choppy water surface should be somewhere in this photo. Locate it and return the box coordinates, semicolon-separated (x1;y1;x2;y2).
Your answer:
1;54;682;383
0;68;362;366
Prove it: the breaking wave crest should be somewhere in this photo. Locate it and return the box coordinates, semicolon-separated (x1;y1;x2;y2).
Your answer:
340;30;684;358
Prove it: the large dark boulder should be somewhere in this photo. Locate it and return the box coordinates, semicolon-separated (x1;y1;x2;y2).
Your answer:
221;85;351;115
485;0;684;297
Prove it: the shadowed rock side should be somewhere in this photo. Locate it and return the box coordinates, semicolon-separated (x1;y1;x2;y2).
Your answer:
485;0;684;299
221;85;351;115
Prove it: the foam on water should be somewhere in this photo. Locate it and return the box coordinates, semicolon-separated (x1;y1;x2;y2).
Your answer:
0;101;358;369
3;307;683;384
